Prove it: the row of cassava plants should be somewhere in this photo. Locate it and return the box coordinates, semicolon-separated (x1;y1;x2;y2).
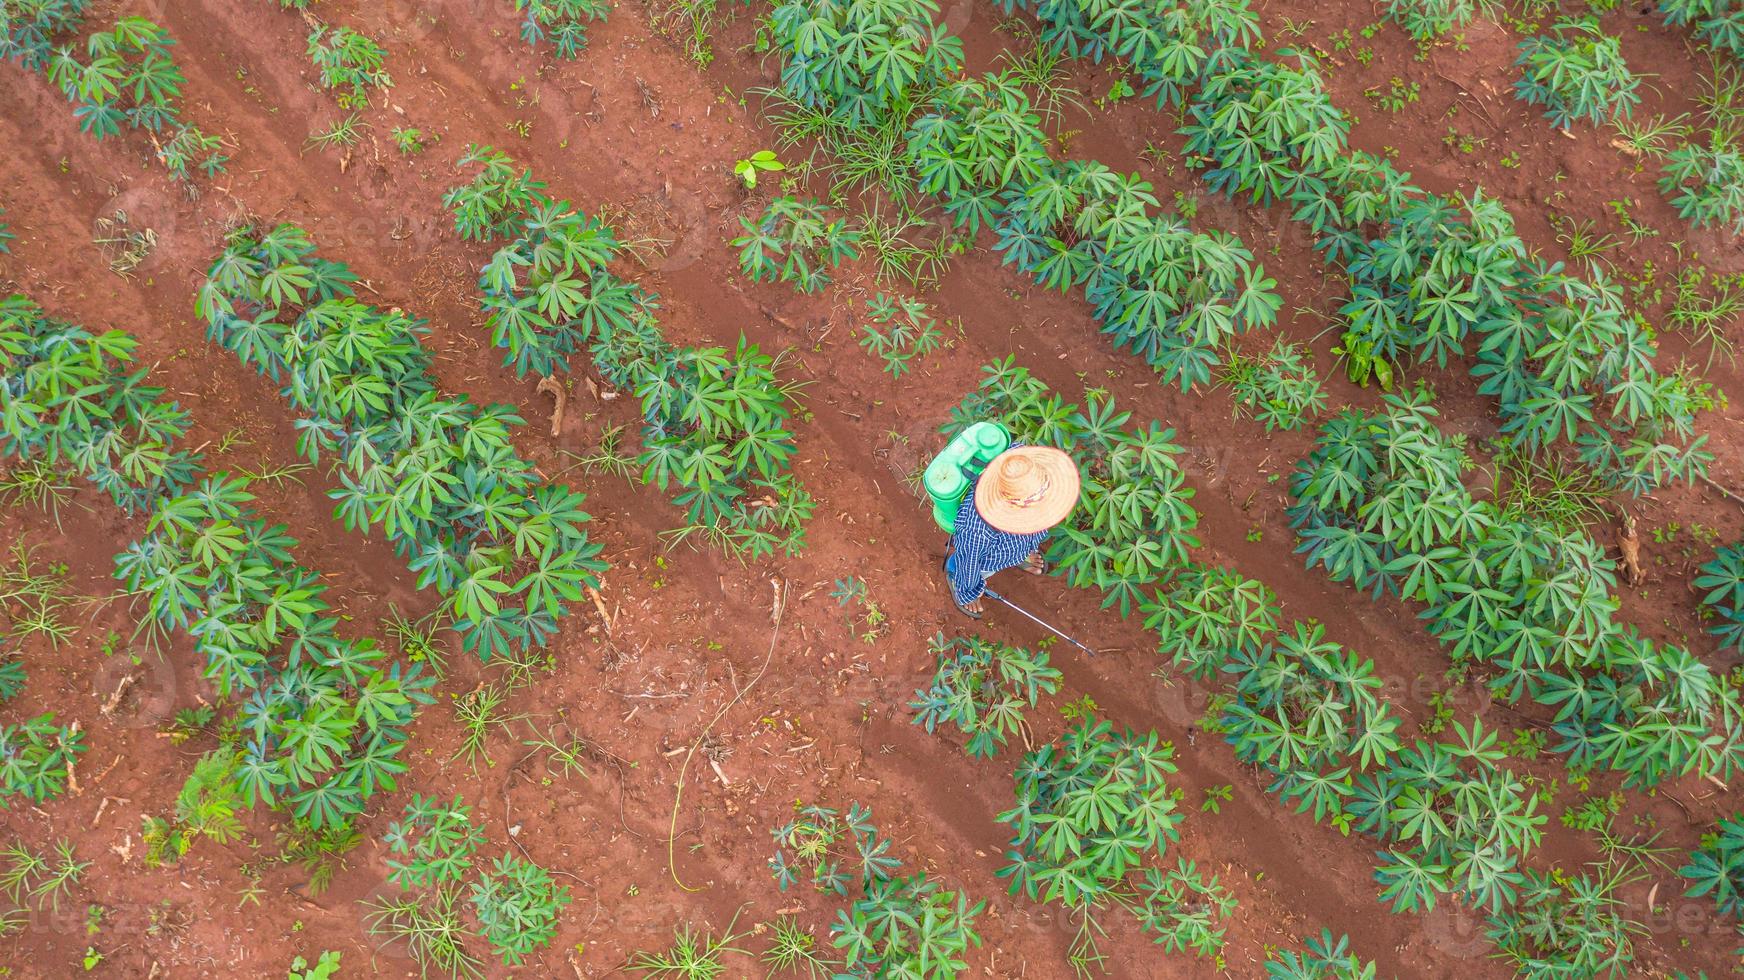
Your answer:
942;364;1545;936
0;11;228;183
1288;388;1744;792
1384;2;1743;234
448;145;816;560
0;295;435;837
196;223;609;663
995;0;1744;798
760;0;1283;390
994;0;1715;495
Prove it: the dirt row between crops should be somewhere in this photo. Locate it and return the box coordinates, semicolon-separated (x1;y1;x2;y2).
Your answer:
0;0;1739;976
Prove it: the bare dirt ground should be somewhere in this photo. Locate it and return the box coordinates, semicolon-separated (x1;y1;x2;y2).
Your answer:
0;0;1740;977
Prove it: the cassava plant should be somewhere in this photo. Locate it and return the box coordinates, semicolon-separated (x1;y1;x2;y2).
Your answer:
1696;541;1744;652
1221;340;1326;431
1514;18;1641;128
860;292;944;378
1681;813;1744;918
385;793;485;889
470;853;571;965
733;196;860;293
42;16;227;181
1659;0;1744;61
476;197;648;378
511;0;608;58
0;0;89;68
1386;0;1498;40
909;632;1060;758
446;144;550;242
765;0;963;130
767;800;984;978
998;718;1236;970
459;153;816;560
1263;930;1380;978
0;713;83;809
306;23;391;109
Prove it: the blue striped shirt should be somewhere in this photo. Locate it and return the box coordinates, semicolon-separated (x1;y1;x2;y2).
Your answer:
946;468;1047;606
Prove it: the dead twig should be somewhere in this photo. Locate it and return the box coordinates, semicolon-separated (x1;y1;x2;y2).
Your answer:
100;674;140;716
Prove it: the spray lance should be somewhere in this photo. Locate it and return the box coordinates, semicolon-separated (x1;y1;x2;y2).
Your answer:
922;422;1098;657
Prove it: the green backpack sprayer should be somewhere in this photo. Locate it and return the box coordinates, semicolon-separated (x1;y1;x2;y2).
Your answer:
923;422;1096;656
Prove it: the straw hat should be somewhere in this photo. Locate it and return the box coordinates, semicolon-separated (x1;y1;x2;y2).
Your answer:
975;446;1081;534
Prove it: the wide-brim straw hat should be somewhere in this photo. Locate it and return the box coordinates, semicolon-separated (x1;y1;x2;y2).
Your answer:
975;446;1082;534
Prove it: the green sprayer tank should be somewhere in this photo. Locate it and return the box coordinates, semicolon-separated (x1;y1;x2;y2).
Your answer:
923;421;1011;532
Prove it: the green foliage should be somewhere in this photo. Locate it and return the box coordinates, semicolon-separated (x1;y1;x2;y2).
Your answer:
117;476;438;826
627;918;750;978
39;17;226;180
1263;930;1379;978
1659;0;1744;62
1486;868;1643;976
306;23;390;109
470;853;571;965
2;295;434;832
477;198;645;378
141;749;245;867
733;196;860;293
948;359;1199;615
463;154;814;560
278;820;363;896
1140;563;1279;680
1184;49;1349;208
1131;858;1237;957
733;149;784;189
766;799;983;978
288;951;341;980
0;296;201;512
769;802;897;896
1514;18;1640;128
994;159;1280;391
832;873;984;979
1696;542;1744;651
765;0;964;129
46;17;181;136
910;632;1061;758
446;144;549;242
0;0;89;69
1361;723;1545;914
198;224;608;663
1222;341;1326;431
1289;390;1744;790
994;0;1260;109
0;209;12;254
0;713;83;807
859;292;943;378
1661;130;1744;234
1220;620;1403;778
513;0;608;59
385;793;484;889
362;885;485;980
1681;813;1744;917
0;660;23;702
998;719;1183;910
1386;0;1496;39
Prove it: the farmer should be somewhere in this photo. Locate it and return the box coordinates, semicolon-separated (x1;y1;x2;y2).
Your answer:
945;445;1081;619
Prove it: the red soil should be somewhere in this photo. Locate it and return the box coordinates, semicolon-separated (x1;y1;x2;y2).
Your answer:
0;0;1738;977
